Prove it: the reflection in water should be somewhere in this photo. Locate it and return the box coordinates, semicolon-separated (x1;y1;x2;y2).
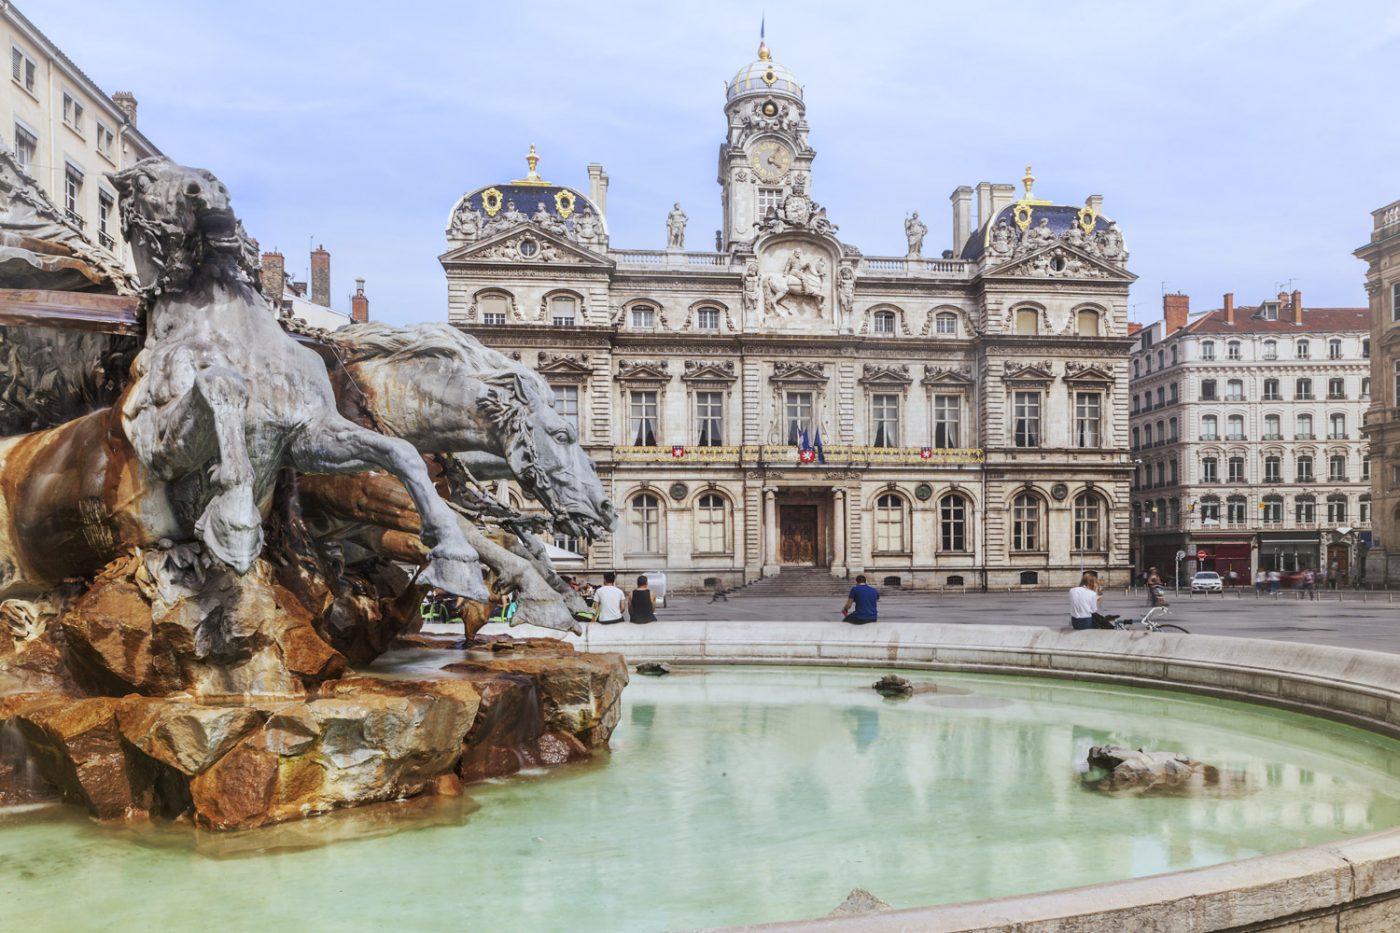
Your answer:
6;666;1400;932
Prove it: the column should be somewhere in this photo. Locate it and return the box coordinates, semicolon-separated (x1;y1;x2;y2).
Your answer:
831;489;847;577
763;488;779;577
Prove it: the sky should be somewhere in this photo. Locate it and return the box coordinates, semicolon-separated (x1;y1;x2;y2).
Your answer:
35;0;1400;324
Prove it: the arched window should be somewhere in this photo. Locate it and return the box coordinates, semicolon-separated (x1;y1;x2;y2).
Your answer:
1295;377;1313;400
1201;455;1219;482
1296;495;1316;524
1226;495;1247;525
1132;359;1140;378
1329;413;1346;439
1329;454;1347;482
934;311;958;335
1169;417;1178;441
1262;494;1283;523
1155;420;1165;444
696;306;722;330
1264;378;1280;400
939;495;968;552
874;494;907;553
1201;340;1216;360
1263;340;1278;360
1226;414;1245;440
1227;340;1242;360
1132;503;1143;529
1226;379;1244;400
1264;455;1281;482
1328;338;1342;360
1155;386;1165;407
1326;494;1348;524
549;294;577;326
1296;339;1311;360
478;291;512;325
1296;454;1315;482
1014;308;1039;335
694;493;727;553
1012;493;1042;551
1200;495;1221;523
872;310;896;335
630;304;657;328
1169;498;1181;526
1170;346;1178;364
1227;455;1245;482
1076;309;1100;336
1264;414;1281;439
1201;414;1218;440
630;493;661;552
1296;413;1313;439
1155;461;1165;486
1131;426;1141;449
1072;493;1102;551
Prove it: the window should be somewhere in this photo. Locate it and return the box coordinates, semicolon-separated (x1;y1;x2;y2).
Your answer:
696;307;721;330
1228;456;1245;483
1012;391;1040;447
1265;455;1281;482
550;295;576;326
874;494;906;553
1227;495;1247;525
1201;341;1216;360
630;306;656;328
935;311;957;335
1296;377;1313;400
1264;414;1281;439
1202;456;1219;483
785;391;813;445
1363;455;1372;481
63;165;83;226
1226;379;1244;401
1076;309;1099;336
1262;495;1283;524
10;46;35;92
695;494;727;553
12;123;35;171
1296;495;1316;524
1200;379;1217;400
1329;413;1346;440
1074;393;1101;448
939;495;967;551
1155;387;1165;408
1227;340;1241;360
1296;339;1310;360
62;92;84;135
1200;496;1221;523
1156;350;1164;368
1200;415;1218;441
1170;498;1181;526
1169;458;1179;484
1361;495;1372;524
1297;455;1315;482
1155;461;1165;486
1226;414;1245;440
1263;340;1278;360
1014;308;1039;335
696;391;723;446
872;310;896;335
1131;426;1140;450
97;190;115;250
95;121;115;160
552;385;579;430
1131;396;1139;415
1170;383;1179;403
629;391;658;446
1296;413;1313;439
1262;302;1280;321
1363;377;1372;399
871;394;899;447
1133;359;1140;378
479;293;509;325
1327;494;1348;524
1328;377;1345;399
1263;378;1280;400
1363;338;1371;359
1169;417;1178;441
1072;494;1102;551
1329;454;1347;482
1328;338;1342;360
933;395;960;448
1155;420;1165;445
1171;346;1178;364
758;187;783;215
630;493;660;552
1395;361;1400;404
1012;493;1042;551
553;531;582;556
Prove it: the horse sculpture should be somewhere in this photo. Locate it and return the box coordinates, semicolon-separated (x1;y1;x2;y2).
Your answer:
762;248;827;317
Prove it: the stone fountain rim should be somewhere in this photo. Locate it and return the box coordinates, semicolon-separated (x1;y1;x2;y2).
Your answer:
500;619;1400;932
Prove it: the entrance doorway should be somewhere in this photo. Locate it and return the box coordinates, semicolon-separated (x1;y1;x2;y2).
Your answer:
779;505;819;565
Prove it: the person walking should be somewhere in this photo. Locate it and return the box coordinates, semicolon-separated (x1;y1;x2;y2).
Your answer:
1069;571;1102;630
592;572;627;625
842;574;880;625
709;578;729;603
1301;567;1317;601
1254;569;1266;594
1267;568;1282;596
629;574;658;625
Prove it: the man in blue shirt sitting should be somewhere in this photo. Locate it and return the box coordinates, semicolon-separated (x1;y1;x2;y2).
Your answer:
842;575;879;625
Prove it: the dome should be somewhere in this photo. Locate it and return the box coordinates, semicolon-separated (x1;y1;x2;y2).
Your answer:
961;204;1094;260
445;146;607;243
727;41;802;102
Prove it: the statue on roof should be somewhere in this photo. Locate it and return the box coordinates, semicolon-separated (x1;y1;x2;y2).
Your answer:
904;211;927;258
667;202;687;250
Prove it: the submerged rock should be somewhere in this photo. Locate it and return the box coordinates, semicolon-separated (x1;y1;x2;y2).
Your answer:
829;888;892;917
635;662;671;676
1084;744;1242;796
872;674;913;698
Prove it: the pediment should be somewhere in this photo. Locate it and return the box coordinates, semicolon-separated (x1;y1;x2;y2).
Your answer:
922;365;974;387
1002;361;1055;384
769;361;828;384
858;363;913;386
537;351;592;381
616;359;671;383
439;226;610;266
1064;362;1116;385
984;244;1134;282
681;360;738;383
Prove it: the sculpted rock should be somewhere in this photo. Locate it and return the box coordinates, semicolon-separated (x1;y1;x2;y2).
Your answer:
115;697;263;775
636;661;671;676
1085;744;1240;796
872;674;913;698
829;888;892;917
447;649;627;748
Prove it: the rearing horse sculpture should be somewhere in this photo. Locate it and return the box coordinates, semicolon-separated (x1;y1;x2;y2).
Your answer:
108;158;487;601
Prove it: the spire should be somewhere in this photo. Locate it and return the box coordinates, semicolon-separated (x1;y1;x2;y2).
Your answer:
1022;164;1035;200
513;143;550;186
757;14;770;60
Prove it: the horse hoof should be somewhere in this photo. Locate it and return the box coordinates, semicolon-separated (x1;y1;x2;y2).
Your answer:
197;487;263;573
508;598;578;634
422;558;489;603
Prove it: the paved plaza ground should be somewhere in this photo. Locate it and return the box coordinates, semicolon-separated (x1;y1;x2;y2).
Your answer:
650;586;1400;654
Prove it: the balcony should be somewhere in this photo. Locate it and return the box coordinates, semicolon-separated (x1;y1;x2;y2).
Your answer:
1262;433;1283;440
1328;393;1347;400
1226;434;1247;441
98;230;115;250
611;443;986;466
1328;433;1349;440
1199;434;1219;441
1295;433;1316;440
64;209;85;229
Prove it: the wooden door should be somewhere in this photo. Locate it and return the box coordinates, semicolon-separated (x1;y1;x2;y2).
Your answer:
780;505;818;565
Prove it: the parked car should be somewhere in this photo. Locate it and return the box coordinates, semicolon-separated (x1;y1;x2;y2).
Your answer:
1190;571;1224;593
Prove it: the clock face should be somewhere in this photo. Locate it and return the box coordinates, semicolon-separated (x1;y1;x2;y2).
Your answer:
749;141;793;183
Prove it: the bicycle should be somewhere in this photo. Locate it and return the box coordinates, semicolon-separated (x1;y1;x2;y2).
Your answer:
1093;606;1190;634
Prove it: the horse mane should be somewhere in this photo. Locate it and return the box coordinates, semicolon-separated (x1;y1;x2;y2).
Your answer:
331;322;516;374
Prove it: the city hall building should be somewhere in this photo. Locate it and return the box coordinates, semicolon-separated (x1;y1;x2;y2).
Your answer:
441;40;1136;591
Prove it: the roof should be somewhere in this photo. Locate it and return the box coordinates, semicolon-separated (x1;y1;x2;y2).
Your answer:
960;204;1109;260
727;42;802;101
1183;306;1369;336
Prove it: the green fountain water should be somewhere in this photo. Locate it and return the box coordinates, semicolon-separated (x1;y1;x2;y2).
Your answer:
5;665;1400;931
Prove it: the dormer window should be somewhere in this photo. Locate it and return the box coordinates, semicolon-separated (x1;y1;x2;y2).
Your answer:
1261;302;1279;321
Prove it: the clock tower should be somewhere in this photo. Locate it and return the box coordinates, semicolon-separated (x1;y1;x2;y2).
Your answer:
718;39;813;249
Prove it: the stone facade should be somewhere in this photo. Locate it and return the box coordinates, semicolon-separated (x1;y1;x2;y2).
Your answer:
1130;292;1372;585
1359;198;1400;584
441;41;1135;591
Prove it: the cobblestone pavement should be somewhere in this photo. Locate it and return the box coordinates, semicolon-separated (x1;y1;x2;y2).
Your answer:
653;586;1400;654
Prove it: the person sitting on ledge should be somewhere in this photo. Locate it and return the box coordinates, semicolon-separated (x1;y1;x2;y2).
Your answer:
842;575;879;625
1069;571;1101;630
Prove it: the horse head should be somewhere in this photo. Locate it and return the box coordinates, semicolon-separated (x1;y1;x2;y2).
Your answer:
107;157;261;297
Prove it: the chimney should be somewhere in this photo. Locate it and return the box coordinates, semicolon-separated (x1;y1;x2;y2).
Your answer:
1223;292;1235;325
1291;289;1303;324
989;183;1016;219
310;245;331;308
1085;194;1104;215
111;91;138;127
351;278;369;323
587;163;608;217
974;182;993;230
1127;322;1143;336
260;251;286;303
1163;292;1189;334
949;185;972;255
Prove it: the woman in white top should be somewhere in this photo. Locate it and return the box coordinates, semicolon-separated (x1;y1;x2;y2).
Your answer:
1069;571;1101;630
